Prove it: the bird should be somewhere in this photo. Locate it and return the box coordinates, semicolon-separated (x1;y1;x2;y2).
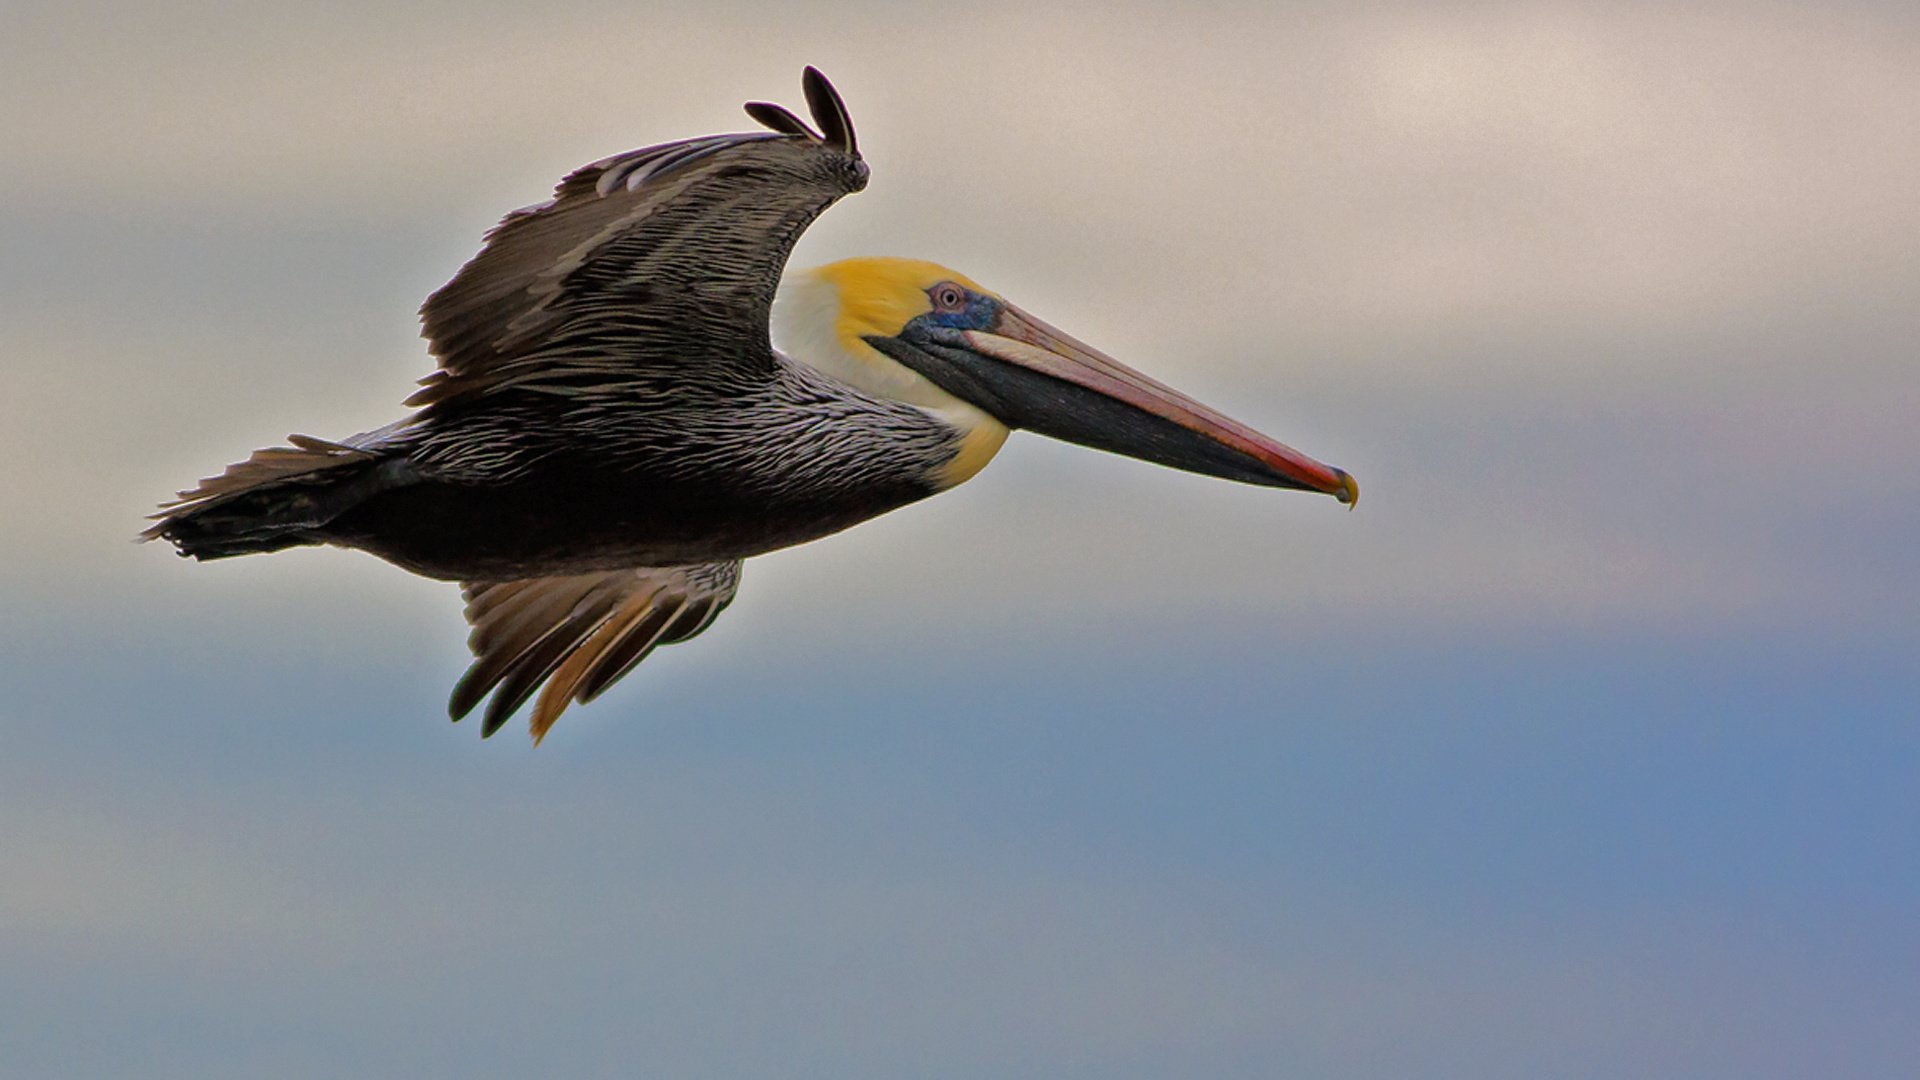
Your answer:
145;68;1358;743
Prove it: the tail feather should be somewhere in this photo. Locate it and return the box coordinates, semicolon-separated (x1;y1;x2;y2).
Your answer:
144;435;409;560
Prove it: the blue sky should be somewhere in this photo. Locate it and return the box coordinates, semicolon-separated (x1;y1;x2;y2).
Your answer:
3;2;1916;1077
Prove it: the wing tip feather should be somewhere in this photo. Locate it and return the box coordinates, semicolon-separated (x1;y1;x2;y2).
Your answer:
447;566;740;744
745;101;818;139
801;67;857;157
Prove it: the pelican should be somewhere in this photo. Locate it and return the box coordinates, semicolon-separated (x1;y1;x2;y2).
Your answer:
146;68;1358;742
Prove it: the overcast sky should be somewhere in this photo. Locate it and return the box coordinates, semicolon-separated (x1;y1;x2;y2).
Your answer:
3;3;1916;1077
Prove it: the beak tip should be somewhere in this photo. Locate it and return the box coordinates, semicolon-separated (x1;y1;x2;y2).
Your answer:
1333;468;1359;509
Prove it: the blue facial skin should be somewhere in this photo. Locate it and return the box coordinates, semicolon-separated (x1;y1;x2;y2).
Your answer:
907;288;1002;345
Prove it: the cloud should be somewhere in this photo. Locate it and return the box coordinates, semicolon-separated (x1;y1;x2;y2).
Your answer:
3;3;1916;641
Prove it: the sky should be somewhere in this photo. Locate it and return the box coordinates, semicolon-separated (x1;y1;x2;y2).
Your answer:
2;2;1916;1077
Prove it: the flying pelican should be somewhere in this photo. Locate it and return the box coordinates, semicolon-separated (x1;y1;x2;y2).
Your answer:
145;68;1358;742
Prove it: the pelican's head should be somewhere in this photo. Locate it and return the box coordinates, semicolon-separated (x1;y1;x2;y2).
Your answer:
772;257;1357;504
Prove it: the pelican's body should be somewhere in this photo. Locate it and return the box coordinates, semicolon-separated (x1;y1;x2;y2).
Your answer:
319;318;979;580
147;70;1356;741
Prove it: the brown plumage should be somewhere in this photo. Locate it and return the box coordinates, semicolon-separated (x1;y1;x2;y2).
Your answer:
144;67;1361;742
452;564;740;742
145;68;921;739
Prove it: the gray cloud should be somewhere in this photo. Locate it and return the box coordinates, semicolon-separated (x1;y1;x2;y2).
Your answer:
7;2;1913;638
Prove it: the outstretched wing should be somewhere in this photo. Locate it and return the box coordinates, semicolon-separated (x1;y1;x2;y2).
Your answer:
450;562;743;743
410;66;866;408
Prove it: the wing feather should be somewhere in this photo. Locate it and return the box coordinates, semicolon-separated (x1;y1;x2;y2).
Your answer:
411;70;866;409
451;562;742;742
743;101;817;139
801;65;857;155
571;601;686;704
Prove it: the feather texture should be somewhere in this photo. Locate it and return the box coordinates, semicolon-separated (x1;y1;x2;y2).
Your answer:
410;78;867;410
452;563;741;741
145;71;982;741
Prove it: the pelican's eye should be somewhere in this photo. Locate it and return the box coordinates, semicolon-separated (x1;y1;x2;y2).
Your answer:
929;282;967;314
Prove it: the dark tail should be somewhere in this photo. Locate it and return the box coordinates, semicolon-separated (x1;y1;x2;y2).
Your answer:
143;434;413;560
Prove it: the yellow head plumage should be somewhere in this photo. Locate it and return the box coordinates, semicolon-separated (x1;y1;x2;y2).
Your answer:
813;257;989;347
772;257;1008;487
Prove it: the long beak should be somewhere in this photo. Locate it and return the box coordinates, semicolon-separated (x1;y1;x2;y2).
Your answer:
871;303;1357;505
